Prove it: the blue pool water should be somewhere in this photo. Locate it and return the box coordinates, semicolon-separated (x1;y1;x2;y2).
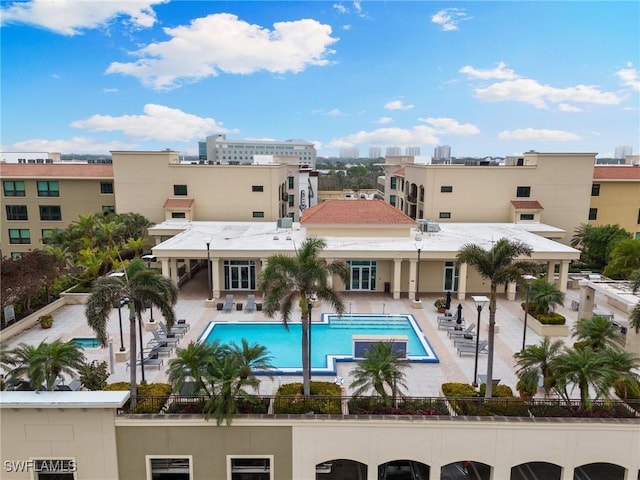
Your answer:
71;337;101;349
199;314;439;375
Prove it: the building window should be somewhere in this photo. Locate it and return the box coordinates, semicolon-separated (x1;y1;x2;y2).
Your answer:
33;459;77;479
102;206;115;215
3;180;26;197
9;228;30;244
591;183;600;196
228;456;272;480
41;229;55;244
287;176;295;189
390;177;397;189
440;185;453;193
11;252;22;259
519;213;535;221
252;185;264;192
288;194;294;207
419;186;424;202
637;208;640;224
173;184;188;196
5;205;28;220
439;212;451;219
100;181;114;194
37;181;59;197
589;208;598;220
39;205;62;221
252;211;264;218
147;456;192;480
171;212;186;219
390;195;396;207
516;186;531;198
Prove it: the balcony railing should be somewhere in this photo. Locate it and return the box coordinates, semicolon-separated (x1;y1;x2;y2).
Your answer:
117;395;640;420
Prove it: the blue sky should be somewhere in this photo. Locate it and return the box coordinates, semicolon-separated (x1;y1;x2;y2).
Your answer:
1;1;638;158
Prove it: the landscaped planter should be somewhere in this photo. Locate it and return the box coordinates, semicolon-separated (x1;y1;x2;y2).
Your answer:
519;311;569;337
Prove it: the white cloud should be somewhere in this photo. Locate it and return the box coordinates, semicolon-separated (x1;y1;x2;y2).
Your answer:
417;117;480;135
459;62;519;80
375;117;393;124
384;100;414;110
329;126;439;148
558;103;582;112
0;0;165;35
431;8;470;31
333;4;348;14
103;88;119;93
71;104;230;142
342;24;351;31
106;13;338;90
616;62;640;91
327;108;344;116
10;136;135;153
498;128;581;141
475;78;621;109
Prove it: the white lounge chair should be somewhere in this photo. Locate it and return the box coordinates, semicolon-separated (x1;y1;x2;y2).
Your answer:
448;323;476;339
245;294;256;313
457;340;488;357
158;321;186;338
222;294;234;313
149;329;180;347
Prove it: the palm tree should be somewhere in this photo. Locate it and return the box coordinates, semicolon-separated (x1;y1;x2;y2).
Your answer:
225;339;274;382
528;278;564;315
6;340;86;391
456;238;535;397
603;238;640;279
85;258;178;405
572;316;622;350
349;342;408;407
259;237;349;396
629;269;640;334
514;336;564;397
167;341;222;397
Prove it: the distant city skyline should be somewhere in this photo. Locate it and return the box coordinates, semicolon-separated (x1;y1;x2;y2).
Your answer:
1;1;638;158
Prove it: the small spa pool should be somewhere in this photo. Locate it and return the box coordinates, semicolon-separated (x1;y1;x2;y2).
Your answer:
199;314;439;375
71;337;101;349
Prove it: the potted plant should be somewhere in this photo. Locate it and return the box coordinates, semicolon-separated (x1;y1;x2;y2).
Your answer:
516;369;539;399
434;297;447;313
38;314;54;329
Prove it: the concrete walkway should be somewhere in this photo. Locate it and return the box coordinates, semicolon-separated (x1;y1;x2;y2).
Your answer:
3;268;629;398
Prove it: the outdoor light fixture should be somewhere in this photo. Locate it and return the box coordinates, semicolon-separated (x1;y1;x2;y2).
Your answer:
204;237;213;301
141;255;157;323
114;298;129;352
521;274;537;352
415;240;424;302
307;300;313;384
471;295;489;387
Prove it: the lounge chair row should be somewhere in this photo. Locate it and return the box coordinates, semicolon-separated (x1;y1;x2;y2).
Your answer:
437;315;465;330
457;339;488;357
217;294;262;313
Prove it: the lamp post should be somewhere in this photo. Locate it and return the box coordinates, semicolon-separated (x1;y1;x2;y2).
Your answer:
137;303;146;385
307;300;313;383
415;240;424;302
521;274;537;352
115;299;127;352
204;237;213;301
471;295;489;387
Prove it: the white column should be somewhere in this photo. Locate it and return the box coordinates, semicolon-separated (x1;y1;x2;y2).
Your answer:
577;283;595;321
161;258;170;278
558;260;570;293
169;258;178;285
408;259;417;300
212;258;221;299
506;281;517;301
392;259;402;300
546;261;555;284
456;262;467;300
325;258;334;288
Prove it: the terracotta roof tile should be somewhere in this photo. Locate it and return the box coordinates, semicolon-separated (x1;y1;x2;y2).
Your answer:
301;199;415;225
593;165;640;180
394;167;405;176
0;163;113;178
164;198;194;208
511;200;543;210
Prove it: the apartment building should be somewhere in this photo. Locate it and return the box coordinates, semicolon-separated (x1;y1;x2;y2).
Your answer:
111;151;317;224
205;134;317;169
380;152;596;245
589;162;640;238
0;162;115;257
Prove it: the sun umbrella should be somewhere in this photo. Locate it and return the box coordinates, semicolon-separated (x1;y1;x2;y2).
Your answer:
456;303;463;324
445;291;452;310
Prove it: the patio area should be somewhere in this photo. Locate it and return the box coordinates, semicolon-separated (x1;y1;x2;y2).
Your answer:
3;268;626;398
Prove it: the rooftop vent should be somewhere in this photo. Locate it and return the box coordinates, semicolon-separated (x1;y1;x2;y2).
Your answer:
417;219;440;233
277;217;293;229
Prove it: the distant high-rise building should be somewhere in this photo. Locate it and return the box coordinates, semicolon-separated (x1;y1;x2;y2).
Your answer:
198;142;207;160
386;146;401;156
206;134;316;167
339;147;360;159
369;147;382;159
614;146;632;159
405;146;421;156
434;145;451;161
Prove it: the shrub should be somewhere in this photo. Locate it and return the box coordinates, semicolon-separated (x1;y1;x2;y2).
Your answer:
105;382;172;414
434;297;447;309
347;397;450;416
441;382;478;397
535;313;566;325
274;381;342;414
77;360;110;390
479;383;514;398
276;381;342;396
449;398;529;417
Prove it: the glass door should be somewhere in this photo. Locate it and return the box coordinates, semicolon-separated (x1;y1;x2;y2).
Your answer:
349;261;377;291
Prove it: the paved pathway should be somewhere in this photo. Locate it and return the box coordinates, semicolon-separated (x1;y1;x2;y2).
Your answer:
4;268;629;398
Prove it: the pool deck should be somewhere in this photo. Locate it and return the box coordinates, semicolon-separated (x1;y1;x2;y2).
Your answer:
2;269;626;398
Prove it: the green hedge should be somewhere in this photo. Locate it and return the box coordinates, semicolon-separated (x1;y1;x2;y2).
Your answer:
534;313;566;325
274;382;342;414
105;382;172;414
441;382;479;397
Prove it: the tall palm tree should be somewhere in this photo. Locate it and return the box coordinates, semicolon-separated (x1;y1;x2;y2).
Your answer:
456;238;535;398
349;342;408;407
259;237;349;396
603;238;640;279
167;341;222;397
629;269;640;334
85;258;178;405
6;340;86;391
514;336;564;397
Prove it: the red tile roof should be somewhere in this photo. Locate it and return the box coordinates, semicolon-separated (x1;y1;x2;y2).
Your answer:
511;200;543;210
301;199;415;225
0;163;113;178
593;165;640;180
394;167;406;176
164;198;194;208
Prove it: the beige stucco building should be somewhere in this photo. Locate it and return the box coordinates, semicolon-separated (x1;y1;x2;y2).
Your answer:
380;152;597;245
0;162;115;257
589;164;640;238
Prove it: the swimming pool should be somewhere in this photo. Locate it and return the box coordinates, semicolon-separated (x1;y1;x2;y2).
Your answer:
198;314;439;375
71;337;101;349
